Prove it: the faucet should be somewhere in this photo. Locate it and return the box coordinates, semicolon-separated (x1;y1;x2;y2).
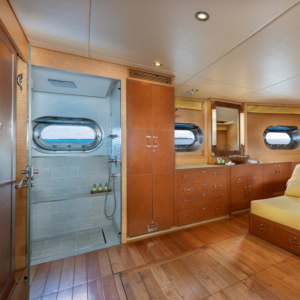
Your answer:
222;144;232;151
240;144;244;156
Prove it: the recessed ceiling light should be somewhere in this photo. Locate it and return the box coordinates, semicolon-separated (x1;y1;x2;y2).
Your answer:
153;62;162;67
188;89;198;95
195;11;209;21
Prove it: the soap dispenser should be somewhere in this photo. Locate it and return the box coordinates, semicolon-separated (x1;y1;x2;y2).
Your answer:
98;183;103;192
92;184;97;192
104;183;108;191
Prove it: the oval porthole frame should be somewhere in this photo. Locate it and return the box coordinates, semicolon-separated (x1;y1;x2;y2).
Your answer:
175;122;204;152
263;125;300;150
32;116;104;154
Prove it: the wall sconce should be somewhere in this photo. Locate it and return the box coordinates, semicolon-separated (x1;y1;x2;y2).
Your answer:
240;112;245;145
212;109;217;146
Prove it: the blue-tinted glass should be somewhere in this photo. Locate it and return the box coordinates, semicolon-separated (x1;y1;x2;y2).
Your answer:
266;132;291;145
175;129;195;145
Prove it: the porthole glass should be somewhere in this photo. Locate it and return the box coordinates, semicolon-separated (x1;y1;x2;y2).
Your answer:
175;123;203;152
33;117;103;153
263;125;300;150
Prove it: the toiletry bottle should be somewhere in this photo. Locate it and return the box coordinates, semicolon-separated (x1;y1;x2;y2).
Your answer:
222;157;225;164
218;157;221;164
92;184;97;192
104;183;108;191
98;183;103;192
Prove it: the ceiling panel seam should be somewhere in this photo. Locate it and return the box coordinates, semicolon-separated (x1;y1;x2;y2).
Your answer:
258;74;300;92
88;0;91;58
174;1;300;91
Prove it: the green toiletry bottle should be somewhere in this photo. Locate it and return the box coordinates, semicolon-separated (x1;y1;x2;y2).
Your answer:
98;183;103;192
222;157;225;164
104;183;108;191
92;184;97;192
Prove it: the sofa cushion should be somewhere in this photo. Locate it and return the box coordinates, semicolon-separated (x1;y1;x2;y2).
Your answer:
251;196;300;231
285;164;300;199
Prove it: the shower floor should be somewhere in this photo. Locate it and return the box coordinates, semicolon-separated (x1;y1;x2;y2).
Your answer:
30;225;120;266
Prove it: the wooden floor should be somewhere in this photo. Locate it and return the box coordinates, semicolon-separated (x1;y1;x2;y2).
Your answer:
10;213;300;300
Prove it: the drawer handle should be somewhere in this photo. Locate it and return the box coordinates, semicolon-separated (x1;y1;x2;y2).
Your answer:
184;187;194;192
257;224;266;232
214;207;223;211
289;237;300;247
183;198;194;203
214;194;222;198
147;223;158;232
183;174;194;178
214;172;223;176
236;180;243;184
251;177;258;182
184;212;194;218
213;184;222;189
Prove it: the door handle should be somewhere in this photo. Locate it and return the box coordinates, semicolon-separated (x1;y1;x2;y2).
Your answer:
15;178;34;189
214;194;223;198
184;212;194;217
153;136;158;147
290;237;300;247
257;224;266;232
184;187;194;193
146;136;151;148
214;172;222;176
278;168;281;177
214;207;223;211
213;184;222;189
183;174;194;178
183;198;194;203
235;179;243;184
147;223;158;232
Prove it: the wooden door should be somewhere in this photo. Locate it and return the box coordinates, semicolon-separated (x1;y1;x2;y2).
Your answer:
0;25;16;300
263;164;276;199
249;183;264;202
231;185;248;211
152;85;174;219
275;163;292;193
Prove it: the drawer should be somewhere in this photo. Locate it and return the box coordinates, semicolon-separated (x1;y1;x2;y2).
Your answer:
251;216;273;242
177;168;226;185
177;203;228;226
231;177;247;186
177;181;227;196
247;175;263;185
178;191;227;210
273;227;300;256
129;215;173;237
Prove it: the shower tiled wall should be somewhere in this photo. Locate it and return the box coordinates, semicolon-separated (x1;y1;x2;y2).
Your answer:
32;156;109;201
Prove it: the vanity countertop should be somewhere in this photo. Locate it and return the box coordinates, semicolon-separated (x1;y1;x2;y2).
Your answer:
175;164;226;170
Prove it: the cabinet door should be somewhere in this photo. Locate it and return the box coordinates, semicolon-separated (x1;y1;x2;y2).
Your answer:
263;164;276;199
127;80;152;129
249;183;263;202
231;185;249;211
128;175;153;223
153;173;173;218
276;163;292;193
128;129;152;175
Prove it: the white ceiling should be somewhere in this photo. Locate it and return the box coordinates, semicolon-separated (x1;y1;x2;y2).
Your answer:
9;0;300;103
32;66;113;98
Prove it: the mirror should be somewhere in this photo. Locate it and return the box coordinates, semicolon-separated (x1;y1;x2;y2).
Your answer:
211;101;242;156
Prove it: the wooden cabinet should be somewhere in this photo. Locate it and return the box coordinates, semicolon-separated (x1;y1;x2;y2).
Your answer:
263;163;292;198
230;164;264;211
176;167;228;226
127;80;174;237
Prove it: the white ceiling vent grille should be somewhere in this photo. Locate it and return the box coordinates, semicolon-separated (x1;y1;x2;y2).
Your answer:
129;69;173;86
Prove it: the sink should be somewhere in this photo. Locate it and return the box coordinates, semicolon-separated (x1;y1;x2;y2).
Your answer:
228;155;251;164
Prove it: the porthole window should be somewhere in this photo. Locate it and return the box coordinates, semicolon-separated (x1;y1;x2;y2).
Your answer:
33;117;103;153
175;123;203;152
263;125;300;150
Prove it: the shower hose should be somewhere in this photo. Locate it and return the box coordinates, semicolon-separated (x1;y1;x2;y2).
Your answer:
104;166;117;218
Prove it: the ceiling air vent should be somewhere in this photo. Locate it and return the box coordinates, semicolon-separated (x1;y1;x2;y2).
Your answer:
48;79;77;88
129;69;173;86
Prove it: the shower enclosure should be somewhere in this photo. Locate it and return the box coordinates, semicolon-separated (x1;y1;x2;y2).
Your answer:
28;65;122;266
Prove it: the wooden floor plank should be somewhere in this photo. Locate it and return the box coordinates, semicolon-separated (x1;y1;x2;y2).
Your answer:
87;251;100;282
127;273;151;300
174;230;205;250
232;213;249;226
139;269;167;300
219;219;248;234
212;290;232;300
197;252;239;286
166;232;193;252
151;236;174;257
41;293;57;300
73;254;87;287
117;244;136;270
251;270;300;300
113;274;127;300
171;259;210;299
187;227;218;245
277;256;300;278
143;239;165;261
73;283;87;300
234;281;264;300
56;287;73;300
135;240;156;263
42;259;63;296
126;243;146;267
222;283;248;300
150;266;183;300
107;246;124;274
181;256;220;295
30;262;51;300
87;278;104;300
160;263;199;300
30;265;38;284
10;268;30;300
158;235;183;255
120;273;136;300
97;249;113;278
205;223;236;240
59;257;75;291
202;225;227;242
242;278;279;300
102;275;120;300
